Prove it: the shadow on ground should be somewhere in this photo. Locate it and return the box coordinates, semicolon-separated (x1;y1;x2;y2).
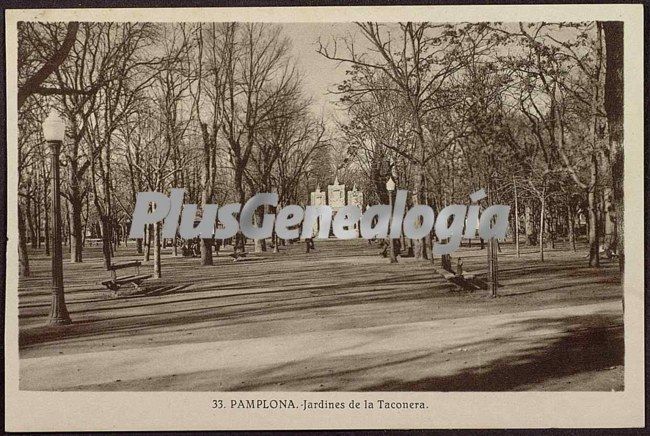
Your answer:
63;310;623;392
360;313;623;391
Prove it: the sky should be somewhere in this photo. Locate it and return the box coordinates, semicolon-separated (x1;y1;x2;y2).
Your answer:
279;23;354;122
262;22;587;131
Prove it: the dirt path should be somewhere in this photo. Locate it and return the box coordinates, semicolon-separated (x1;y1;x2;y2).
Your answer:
18;240;623;391
20;300;622;391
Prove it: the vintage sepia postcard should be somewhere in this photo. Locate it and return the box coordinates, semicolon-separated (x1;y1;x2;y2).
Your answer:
4;3;645;431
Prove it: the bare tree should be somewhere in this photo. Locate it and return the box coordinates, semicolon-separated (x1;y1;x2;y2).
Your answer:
319;22;480;258
601;21;624;274
18;21;80;108
220;23;301;253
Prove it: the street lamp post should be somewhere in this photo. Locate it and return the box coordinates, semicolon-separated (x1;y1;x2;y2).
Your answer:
43;111;71;325
386;177;398;264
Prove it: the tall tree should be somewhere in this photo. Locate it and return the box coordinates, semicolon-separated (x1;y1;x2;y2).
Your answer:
220;23;301;252
319;23;481;258
601;22;624;274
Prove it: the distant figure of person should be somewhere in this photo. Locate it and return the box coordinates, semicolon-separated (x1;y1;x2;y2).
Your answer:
181;241;193;257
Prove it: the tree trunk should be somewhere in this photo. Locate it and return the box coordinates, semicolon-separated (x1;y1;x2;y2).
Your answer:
234;170;247;255
603;188;615;249
487;237;498;297
587;154;600;267
567;204;576;252
154;221;162;278
422;185;432;261
199;121;215;265
35;191;41;249
26;195;36;249
144;224;152;262
261;207;269;252
65;200;71;252
412;165;425;259
253;210;266;253
539;189;546;262
199;198;214;265
253;229;263;253
200;237;213;266
100;215;112;269
69;196;84;263
411;107;427;260
487;186;498;296
18;203;31;277
111;220;117;253
513;178;520;258
441;254;452;271
43;187;50;256
547;211;555;249
587;188;600;267
524;204;535;245
602;21;624;275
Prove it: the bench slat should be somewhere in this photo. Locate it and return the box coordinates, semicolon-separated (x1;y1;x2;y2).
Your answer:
114;275;138;284
100;274;152;287
109;261;141;271
439;270;456;280
115;274;151;284
100;275;136;285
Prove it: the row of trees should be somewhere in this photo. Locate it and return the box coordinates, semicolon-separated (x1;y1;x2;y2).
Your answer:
18;22;327;277
17;21;624;280
319;22;623;269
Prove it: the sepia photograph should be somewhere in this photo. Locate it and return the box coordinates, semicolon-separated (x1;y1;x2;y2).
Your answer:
4;4;645;431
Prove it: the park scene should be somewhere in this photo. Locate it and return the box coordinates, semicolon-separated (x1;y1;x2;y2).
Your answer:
16;21;624;391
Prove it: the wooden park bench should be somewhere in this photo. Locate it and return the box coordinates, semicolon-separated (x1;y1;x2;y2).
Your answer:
229;251;248;262
433;259;478;291
86;238;103;246
100;261;152;295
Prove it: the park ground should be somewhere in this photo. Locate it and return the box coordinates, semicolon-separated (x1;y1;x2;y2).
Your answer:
17;239;623;391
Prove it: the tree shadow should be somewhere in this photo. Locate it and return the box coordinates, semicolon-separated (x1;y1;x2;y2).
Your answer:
214;311;623;392
359;312;623;391
62;310;623;392
18;243;622;361
116;284;192;299
18;278;446;349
